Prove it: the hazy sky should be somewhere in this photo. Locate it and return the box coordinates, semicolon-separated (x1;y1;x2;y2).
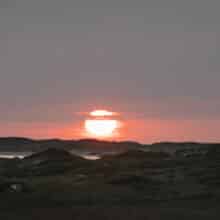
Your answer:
0;0;220;142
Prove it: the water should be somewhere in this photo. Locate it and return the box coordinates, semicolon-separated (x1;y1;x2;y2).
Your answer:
0;152;32;159
81;154;101;160
0;152;101;160
71;150;101;160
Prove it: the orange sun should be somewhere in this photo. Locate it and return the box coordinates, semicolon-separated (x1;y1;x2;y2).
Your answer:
84;110;120;138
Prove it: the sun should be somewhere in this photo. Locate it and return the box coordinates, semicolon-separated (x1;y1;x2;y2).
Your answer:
85;119;118;137
84;110;120;138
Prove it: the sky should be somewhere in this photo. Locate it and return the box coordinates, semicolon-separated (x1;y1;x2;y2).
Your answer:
0;0;220;143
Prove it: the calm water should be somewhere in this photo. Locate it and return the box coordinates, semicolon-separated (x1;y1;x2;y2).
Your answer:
0;152;100;160
81;154;101;160
0;152;32;159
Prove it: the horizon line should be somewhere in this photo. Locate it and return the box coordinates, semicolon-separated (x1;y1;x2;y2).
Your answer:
0;136;220;145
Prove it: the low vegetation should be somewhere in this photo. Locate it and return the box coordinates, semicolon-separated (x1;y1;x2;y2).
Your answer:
0;140;220;219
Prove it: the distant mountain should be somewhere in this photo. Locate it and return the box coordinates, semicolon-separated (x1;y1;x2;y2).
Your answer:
0;137;35;151
149;142;220;155
0;137;142;155
0;137;219;157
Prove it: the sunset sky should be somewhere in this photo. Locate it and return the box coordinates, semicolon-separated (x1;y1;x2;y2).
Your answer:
0;0;220;143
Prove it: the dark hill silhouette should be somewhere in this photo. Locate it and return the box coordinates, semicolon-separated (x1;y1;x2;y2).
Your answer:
0;137;220;159
1;139;220;219
25;148;76;162
0;137;35;151
114;149;170;159
6;148;90;177
0;137;143;155
22;148;89;167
